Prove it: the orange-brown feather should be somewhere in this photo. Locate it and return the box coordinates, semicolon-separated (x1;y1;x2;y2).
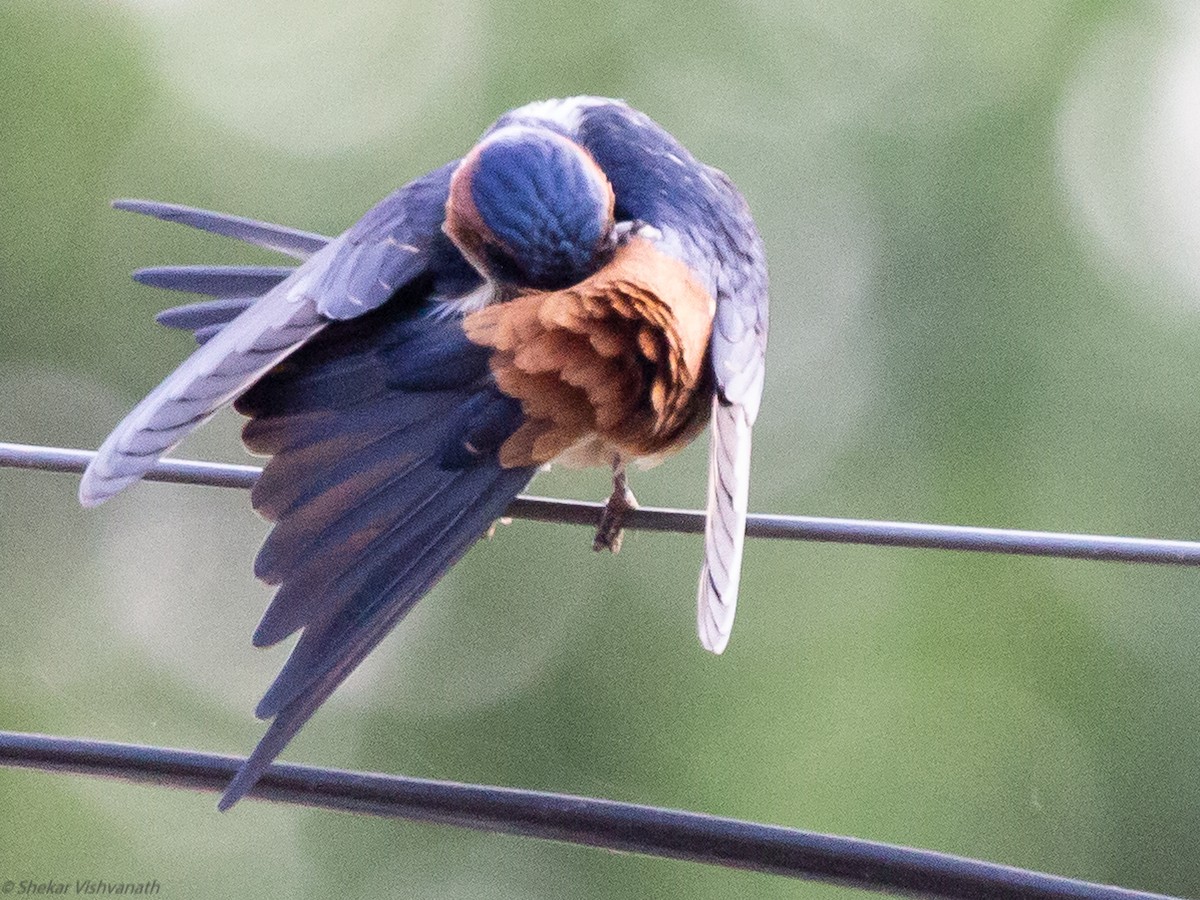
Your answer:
585;322;627;358
463;237;714;468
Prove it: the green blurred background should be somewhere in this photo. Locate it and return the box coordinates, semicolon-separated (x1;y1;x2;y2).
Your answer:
3;0;1200;896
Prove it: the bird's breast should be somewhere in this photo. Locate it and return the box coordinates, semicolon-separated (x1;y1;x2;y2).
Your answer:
462;237;715;469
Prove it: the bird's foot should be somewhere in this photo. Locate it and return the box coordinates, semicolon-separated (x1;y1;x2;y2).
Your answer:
593;469;638;554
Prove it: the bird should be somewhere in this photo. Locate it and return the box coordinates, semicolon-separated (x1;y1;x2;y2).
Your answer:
78;96;769;810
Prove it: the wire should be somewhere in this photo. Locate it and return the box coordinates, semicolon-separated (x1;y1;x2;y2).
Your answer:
4;440;1200;566
0;732;1174;900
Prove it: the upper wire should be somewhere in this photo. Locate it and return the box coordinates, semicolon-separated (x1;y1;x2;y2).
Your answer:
4;440;1200;565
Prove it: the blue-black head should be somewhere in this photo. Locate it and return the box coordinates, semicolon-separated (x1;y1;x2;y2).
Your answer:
444;126;617;291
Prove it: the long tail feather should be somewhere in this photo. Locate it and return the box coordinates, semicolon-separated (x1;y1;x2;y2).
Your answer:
113;199;331;260
156;297;258;331
696;399;753;653
134;265;293;298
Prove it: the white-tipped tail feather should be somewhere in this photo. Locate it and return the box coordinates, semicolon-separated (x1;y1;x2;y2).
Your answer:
79;244;340;507
697;397;753;653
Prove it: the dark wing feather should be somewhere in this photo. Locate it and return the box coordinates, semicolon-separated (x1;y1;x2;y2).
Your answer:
217;310;536;810
215;459;527;813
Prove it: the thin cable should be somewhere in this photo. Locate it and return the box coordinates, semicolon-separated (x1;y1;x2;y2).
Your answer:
0;732;1174;900
4;440;1200;565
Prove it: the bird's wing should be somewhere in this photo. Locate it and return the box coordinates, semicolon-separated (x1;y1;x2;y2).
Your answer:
696;183;769;655
218;310;537;809
79;165;461;506
86;170;536;811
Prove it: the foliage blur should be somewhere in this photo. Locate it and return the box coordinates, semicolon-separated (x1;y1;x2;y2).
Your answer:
3;1;1200;896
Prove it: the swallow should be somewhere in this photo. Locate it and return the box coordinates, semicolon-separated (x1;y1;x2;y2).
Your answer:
78;96;768;809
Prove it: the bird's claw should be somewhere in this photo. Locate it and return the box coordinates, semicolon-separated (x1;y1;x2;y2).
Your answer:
593;469;638;553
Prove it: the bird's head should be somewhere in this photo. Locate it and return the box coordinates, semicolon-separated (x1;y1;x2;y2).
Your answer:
444;126;617;291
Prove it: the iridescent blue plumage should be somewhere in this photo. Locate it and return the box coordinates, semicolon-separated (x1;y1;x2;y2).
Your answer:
444;126;616;291
466;130;615;288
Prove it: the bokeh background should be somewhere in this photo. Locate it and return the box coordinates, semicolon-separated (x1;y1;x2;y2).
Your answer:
3;0;1200;896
